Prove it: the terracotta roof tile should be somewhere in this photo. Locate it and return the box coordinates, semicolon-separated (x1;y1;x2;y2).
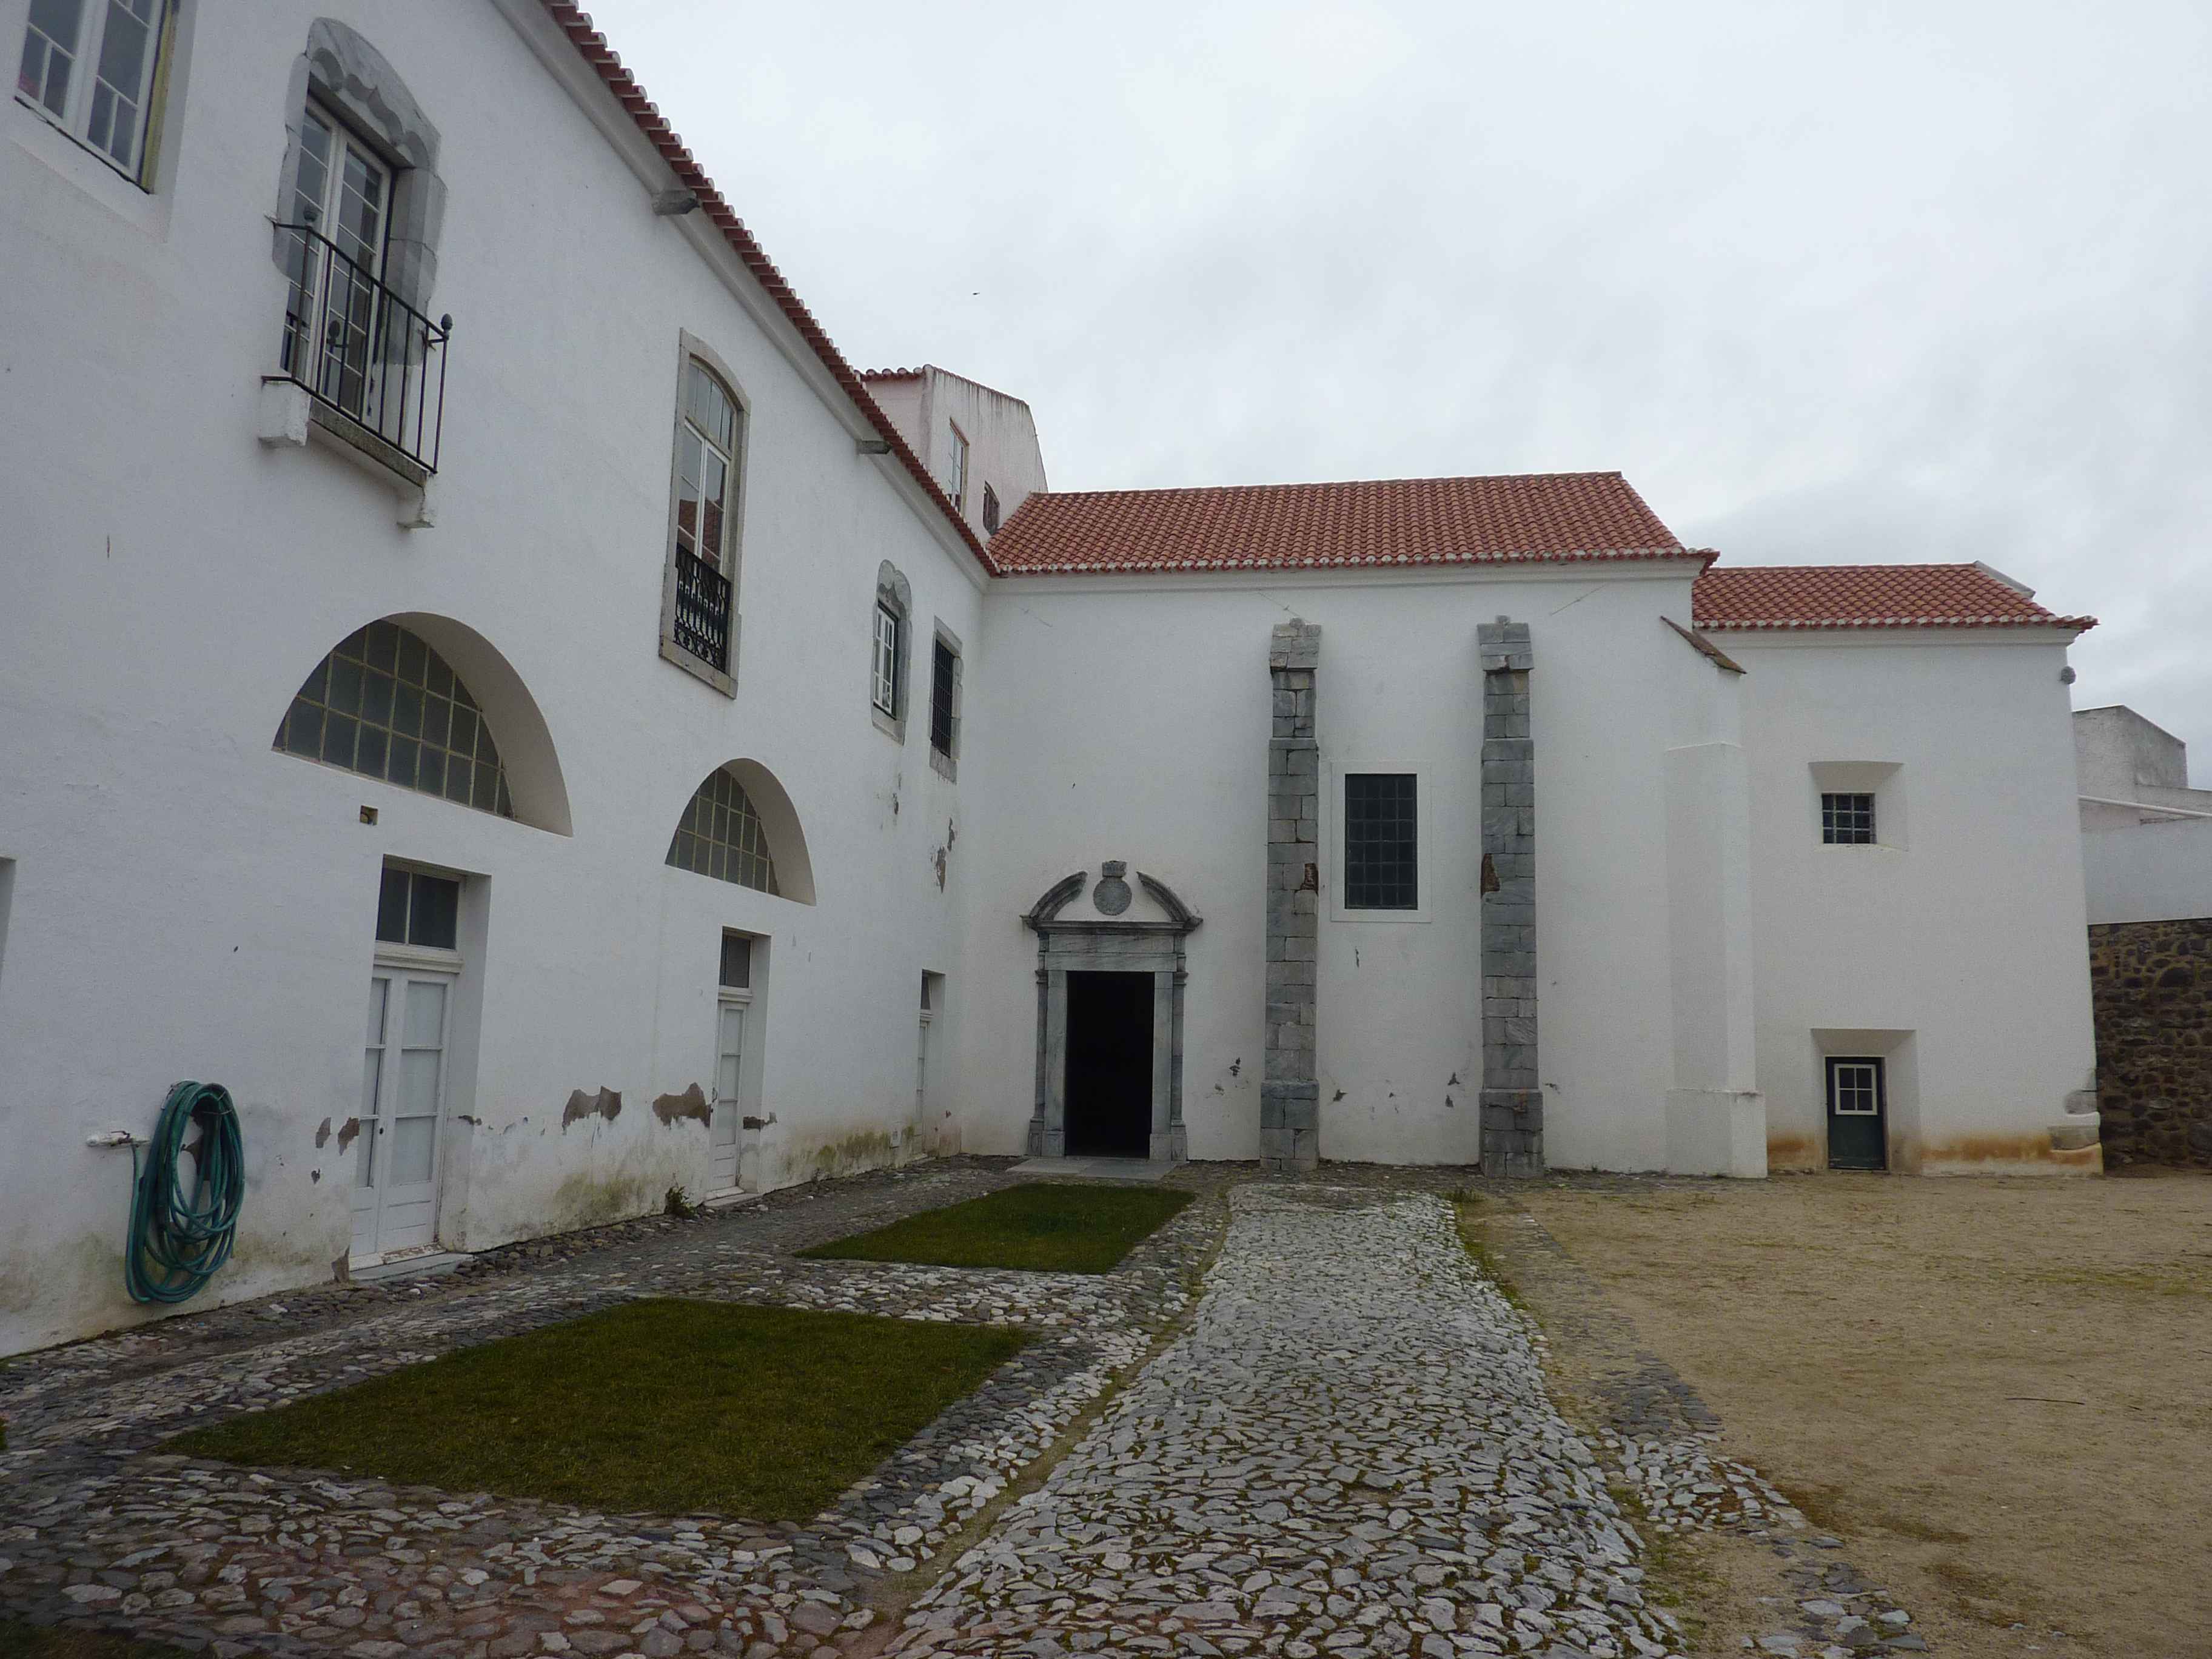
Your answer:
540;6;997;572
988;473;1689;575
1693;563;2095;632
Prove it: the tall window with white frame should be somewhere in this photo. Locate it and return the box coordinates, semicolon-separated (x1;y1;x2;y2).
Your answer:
667;358;742;683
1343;773;1419;910
945;423;968;512
16;0;172;184
358;864;462;1264
281;99;393;435
873;602;902;718
709;932;756;1195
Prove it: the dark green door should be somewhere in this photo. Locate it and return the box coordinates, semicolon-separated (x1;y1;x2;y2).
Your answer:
1826;1056;1887;1170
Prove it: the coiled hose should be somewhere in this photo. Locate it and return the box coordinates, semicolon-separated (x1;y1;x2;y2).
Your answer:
126;1082;246;1304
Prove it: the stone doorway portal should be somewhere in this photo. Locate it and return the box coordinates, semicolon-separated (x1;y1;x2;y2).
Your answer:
1065;971;1156;1156
1022;864;1202;1164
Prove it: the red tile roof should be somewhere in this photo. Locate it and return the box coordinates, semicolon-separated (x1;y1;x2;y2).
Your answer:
541;6;998;573
1693;564;2096;632
987;473;1691;575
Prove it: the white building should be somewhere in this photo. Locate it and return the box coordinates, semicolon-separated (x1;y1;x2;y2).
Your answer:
0;0;2105;1358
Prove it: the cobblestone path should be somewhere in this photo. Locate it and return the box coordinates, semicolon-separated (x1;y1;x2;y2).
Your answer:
894;1185;1684;1659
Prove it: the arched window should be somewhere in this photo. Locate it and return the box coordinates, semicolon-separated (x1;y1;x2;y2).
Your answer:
275;621;512;817
668;766;778;894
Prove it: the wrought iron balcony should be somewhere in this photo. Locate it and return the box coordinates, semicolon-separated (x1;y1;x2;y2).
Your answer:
674;546;733;672
276;223;449;475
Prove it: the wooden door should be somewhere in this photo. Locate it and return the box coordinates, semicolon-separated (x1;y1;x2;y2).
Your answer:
1826;1056;1888;1171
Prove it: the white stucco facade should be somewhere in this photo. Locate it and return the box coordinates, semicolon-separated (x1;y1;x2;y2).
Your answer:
0;0;2109;1359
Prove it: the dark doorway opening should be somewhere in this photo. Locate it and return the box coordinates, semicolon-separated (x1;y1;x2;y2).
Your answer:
1064;971;1155;1157
1825;1055;1888;1171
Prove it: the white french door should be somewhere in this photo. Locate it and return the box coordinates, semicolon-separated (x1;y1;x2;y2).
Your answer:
353;957;455;1259
285;100;392;426
709;993;750;1193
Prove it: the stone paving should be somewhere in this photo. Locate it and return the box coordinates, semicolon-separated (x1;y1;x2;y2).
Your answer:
0;1163;1931;1659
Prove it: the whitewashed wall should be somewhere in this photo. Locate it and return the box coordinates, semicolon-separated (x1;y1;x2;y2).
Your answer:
0;0;984;1355
958;564;1715;1171
1720;629;2100;1173
2082;818;2212;925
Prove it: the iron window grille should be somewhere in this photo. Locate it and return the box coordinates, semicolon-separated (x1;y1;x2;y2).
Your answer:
668;766;780;896
275;621;514;818
276;223;450;474
673;546;733;673
1344;773;1418;909
930;639;957;756
1821;792;1876;845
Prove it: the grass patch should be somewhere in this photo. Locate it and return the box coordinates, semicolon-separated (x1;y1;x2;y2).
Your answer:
166;1298;1026;1520
1452;1196;1526;1309
0;1622;195;1659
800;1182;1191;1274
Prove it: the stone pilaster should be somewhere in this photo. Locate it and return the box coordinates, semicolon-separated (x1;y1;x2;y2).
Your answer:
1478;620;1543;1176
1263;620;1322;1171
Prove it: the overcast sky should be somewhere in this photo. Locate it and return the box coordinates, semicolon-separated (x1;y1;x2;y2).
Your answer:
593;0;2212;772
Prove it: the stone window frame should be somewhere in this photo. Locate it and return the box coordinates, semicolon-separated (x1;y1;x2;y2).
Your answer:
927;619;964;782
270;21;444;320
1324;758;1435;923
657;331;751;697
1021;869;1202;1164
870;560;913;743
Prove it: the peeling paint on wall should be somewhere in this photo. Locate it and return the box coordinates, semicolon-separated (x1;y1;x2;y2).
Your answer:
652;1084;712;1128
335;1118;360;1154
313;1118;331;1148
561;1087;622;1130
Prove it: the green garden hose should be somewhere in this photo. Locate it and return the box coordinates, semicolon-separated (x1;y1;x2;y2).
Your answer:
126;1082;246;1304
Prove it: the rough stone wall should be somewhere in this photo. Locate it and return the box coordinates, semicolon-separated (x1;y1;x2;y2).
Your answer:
1262;621;1322;1171
1478;620;1543;1176
2089;917;2212;1165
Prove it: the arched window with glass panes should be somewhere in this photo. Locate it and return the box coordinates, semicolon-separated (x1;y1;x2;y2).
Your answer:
275;621;513;817
667;766;778;895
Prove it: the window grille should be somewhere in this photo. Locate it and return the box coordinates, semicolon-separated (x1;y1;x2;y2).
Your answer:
930;639;957;756
982;483;1000;535
376;866;460;950
1344;773;1418;910
668;767;779;896
873;603;900;716
275;622;514;818
1821;792;1876;845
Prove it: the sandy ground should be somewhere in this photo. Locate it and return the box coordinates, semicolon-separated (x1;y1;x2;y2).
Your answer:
1515;1170;2212;1659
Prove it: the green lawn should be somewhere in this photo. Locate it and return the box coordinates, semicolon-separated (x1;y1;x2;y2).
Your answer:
0;1623;193;1659
800;1182;1192;1274
166;1299;1026;1520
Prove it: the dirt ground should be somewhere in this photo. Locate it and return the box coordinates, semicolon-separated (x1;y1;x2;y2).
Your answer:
1517;1170;2212;1658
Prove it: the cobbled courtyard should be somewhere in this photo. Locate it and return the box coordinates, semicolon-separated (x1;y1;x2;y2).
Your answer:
0;1162;1928;1659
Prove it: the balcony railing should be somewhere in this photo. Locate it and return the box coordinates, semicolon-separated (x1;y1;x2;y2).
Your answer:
276;223;450;475
674;546;733;673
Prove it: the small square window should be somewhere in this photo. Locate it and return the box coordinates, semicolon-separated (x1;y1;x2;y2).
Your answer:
1344;774;1418;910
1821;792;1876;845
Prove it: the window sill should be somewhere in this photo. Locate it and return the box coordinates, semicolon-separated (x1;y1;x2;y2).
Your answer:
929;746;958;783
257;378;434;528
873;706;907;745
661;635;736;698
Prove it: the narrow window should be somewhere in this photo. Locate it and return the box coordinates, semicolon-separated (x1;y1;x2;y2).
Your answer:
930;638;957;758
275;620;515;819
280;101;394;432
719;931;752;990
1344;773;1418;910
16;0;172;184
982;482;1000;535
668;358;740;676
873;602;901;716
946;423;968;511
1821;792;1875;845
